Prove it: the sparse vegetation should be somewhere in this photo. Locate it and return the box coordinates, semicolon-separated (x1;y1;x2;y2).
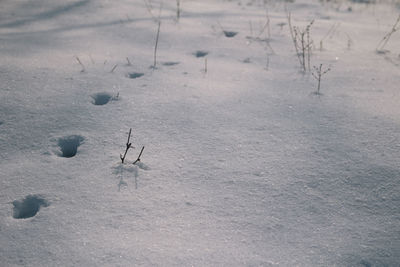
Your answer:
120;128;145;165
120;128;133;164
311;64;331;95
153;21;161;69
110;64;118;73
75;56;86;72
176;0;181;21
376;14;400;52
287;13;314;72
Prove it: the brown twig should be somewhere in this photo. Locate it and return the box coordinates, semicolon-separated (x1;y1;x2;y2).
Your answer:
120;128;132;163
133;146;145;165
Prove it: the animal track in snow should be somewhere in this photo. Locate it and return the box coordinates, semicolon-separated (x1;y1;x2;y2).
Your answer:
223;31;238;37
57;135;84;158
91;92;113;105
12;195;49;219
127;72;144;79
193;51;208;58
162;62;179;66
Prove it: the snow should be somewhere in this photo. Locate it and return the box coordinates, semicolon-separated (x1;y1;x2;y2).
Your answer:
0;0;399;266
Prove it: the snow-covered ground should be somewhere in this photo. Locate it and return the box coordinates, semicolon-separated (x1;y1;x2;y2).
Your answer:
0;0;399;266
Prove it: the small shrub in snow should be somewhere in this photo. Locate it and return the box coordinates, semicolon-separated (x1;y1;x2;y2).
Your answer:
311;64;331;95
287;13;314;72
120;128;145;165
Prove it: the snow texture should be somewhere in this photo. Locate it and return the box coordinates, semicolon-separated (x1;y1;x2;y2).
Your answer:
0;0;399;266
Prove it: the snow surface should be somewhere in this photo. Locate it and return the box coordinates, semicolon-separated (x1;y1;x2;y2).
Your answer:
0;0;399;266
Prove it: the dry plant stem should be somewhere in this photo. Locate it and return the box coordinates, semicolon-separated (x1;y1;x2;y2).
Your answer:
110;64;118;73
153;21;161;68
126;57;132;66
312;64;330;94
287;13;303;70
176;0;180;21
319;23;340;51
75;56;85;72
249;20;253;37
287;13;314;72
307;30;311;71
120;128;132;163
133;146;145;165
204;57;208;73
265;9;271;39
376;14;400;51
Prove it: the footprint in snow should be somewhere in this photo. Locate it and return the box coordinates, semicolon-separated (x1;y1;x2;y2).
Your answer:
223;31;238;37
12;195;49;219
162;62;180;66
127;72;144;79
193;51;208;58
57;135;84;158
91;92;115;105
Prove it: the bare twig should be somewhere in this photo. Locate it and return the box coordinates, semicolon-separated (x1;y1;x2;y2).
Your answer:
153;21;161;68
287;12;314;72
376;14;400;52
133;146;145;165
176;0;181;21
126;57;132;66
287;12;302;69
75;56;86;72
319;22;340;51
311;64;331;95
120;128;132;163
265;9;271;40
110;64;118;73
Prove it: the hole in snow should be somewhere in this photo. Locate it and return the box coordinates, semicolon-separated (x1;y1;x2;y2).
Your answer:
193;51;208;58
162;61;179;66
91;92;113;105
127;72;144;79
58;135;84;158
12;195;49;219
359;260;372;267
223;31;238;38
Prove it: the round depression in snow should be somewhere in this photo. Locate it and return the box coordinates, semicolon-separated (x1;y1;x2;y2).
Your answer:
91;92;113;105
12;195;49;219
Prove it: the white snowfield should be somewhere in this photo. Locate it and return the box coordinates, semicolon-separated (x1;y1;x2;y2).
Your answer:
0;0;399;266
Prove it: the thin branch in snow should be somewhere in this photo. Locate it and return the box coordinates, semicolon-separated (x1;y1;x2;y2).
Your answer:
311;64;330;95
120;128;132;163
133;146;145;165
75;56;86;72
110;64;118;73
153;21;161;69
376;14;400;52
126;57;132;66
